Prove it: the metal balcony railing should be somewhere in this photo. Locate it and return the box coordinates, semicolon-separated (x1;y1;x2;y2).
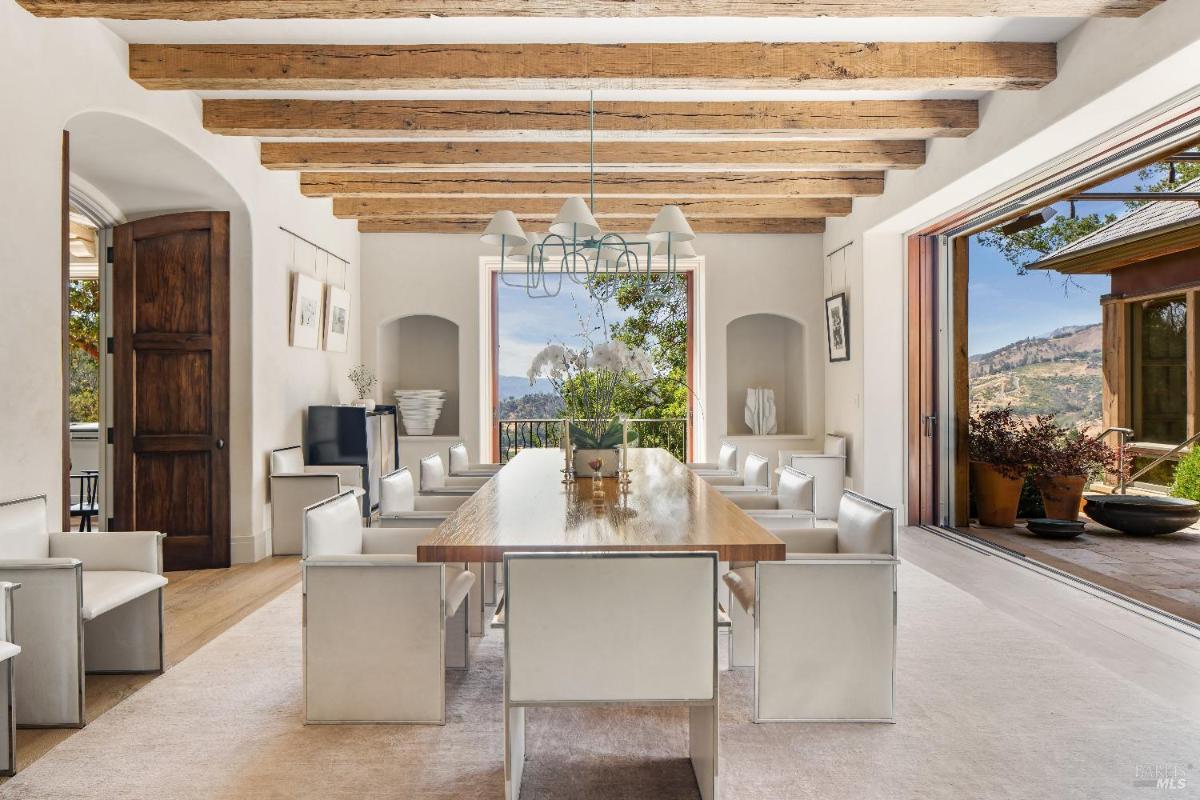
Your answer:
498;417;688;464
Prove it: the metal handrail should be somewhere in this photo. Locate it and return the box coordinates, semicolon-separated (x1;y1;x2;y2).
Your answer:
1092;427;1134;493
1123;430;1200;492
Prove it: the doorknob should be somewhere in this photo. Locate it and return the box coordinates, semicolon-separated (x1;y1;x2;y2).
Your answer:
216;438;225;450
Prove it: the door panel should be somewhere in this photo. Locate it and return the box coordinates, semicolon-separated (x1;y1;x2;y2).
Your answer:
907;235;939;527
112;212;230;570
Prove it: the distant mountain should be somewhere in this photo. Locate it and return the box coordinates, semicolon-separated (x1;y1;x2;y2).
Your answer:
969;322;1103;430
499;374;554;399
499;392;563;421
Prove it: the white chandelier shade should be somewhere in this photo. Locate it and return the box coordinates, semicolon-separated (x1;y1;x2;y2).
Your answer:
549;196;602;238
646;205;696;244
654;238;696;257
481;210;528;247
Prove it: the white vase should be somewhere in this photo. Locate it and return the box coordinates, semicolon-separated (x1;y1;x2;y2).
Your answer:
353;398;376;411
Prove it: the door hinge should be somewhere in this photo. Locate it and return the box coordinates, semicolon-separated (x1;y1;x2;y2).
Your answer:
106;246;114;264
923;415;938;438
106;336;114;355
106;427;114;444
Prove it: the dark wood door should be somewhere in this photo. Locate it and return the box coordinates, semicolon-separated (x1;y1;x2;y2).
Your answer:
112;212;230;570
907;234;939;527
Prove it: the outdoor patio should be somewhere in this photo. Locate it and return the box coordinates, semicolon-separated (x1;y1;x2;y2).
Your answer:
967;517;1200;625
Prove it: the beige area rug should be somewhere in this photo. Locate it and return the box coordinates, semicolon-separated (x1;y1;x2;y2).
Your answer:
3;562;1199;800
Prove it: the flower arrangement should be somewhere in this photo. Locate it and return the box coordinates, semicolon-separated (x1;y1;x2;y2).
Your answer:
527;336;655;450
347;364;377;401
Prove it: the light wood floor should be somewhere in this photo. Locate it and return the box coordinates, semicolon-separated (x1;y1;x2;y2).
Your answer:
6;555;301;777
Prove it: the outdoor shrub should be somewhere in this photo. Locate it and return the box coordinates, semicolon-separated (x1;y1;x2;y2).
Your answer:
1172;447;1200;501
968;408;1035;479
1024;416;1121;481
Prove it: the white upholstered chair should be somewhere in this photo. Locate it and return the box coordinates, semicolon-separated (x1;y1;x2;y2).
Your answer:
779;435;847;520
723;491;898;723
419;453;489;496
302;491;475;724
270;445;365;555
0;582;19;776
687;441;738;476
502;551;720;800
448;442;502;477
376;467;488;638
0;495;166;727
702;452;770;493
727;467;838;549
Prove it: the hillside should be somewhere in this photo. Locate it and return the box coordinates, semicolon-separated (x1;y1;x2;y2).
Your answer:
969;323;1103;430
499;374;554;399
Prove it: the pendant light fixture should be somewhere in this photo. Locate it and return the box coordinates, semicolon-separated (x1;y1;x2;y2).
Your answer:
482;92;697;299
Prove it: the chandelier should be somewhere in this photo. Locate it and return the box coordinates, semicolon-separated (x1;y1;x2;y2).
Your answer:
480;94;697;300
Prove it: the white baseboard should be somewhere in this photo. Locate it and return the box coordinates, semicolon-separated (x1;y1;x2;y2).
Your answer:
231;529;268;564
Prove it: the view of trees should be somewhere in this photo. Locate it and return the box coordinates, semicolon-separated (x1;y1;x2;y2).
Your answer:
68;279;100;422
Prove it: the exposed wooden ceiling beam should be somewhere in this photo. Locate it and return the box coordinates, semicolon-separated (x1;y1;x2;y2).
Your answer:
18;1;1164;20
261;140;926;171
130;42;1056;91
333;195;853;219
300;170;884;198
204;99;978;140
356;217;827;234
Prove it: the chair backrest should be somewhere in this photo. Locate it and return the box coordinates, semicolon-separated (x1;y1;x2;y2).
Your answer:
504;552;717;704
303;491;364;557
271;446;305;476
787;454;844;519
419;453;447;491
777;467;815;512
448;442;471;474
0;495;50;560
824;434;847;457
717;442;738;472
379;467;417;514
836;491;896;556
743;452;769;488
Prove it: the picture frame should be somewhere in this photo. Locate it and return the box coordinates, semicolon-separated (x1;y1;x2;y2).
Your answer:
825;292;850;362
323;285;351;353
289;272;324;350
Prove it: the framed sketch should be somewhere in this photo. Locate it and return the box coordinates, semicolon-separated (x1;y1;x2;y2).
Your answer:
323;285;351;353
290;272;323;349
825;292;850;362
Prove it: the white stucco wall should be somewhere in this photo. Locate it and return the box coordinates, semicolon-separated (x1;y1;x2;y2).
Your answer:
0;4;361;561
822;0;1200;518
359;232;827;474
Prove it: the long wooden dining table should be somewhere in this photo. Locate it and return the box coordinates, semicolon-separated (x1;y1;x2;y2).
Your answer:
416;447;785;564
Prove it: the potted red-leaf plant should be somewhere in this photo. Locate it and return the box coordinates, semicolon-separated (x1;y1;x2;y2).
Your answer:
1026;417;1121;521
969;408;1033;528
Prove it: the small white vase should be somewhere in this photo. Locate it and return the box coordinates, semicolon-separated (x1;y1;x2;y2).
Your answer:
353;398;376;411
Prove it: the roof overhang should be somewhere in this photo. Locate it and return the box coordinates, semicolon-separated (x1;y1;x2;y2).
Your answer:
1027;218;1200;275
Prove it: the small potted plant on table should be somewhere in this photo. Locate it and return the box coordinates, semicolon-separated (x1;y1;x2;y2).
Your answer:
969;408;1033;528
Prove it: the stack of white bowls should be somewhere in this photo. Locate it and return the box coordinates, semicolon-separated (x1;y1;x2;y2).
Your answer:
393;389;446;435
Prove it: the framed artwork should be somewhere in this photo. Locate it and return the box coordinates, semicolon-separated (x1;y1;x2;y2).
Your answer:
290;272;323;349
323;285;351;353
825;292;850;362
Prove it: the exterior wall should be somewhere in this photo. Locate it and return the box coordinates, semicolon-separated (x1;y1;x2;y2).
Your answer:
359;232;826;477
0;4;360;561
1111;247;1200;298
822;0;1200;518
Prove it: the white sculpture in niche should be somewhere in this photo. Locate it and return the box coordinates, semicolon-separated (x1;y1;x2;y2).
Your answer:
745;388;778;436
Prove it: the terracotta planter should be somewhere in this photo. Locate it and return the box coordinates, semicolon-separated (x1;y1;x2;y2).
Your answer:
971;461;1025;528
1035;474;1087;521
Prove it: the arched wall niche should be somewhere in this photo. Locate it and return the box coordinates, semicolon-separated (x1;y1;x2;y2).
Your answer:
725;313;805;436
378;314;461;436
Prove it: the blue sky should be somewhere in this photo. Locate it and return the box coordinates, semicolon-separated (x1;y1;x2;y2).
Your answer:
968;170;1144;355
497;278;631;377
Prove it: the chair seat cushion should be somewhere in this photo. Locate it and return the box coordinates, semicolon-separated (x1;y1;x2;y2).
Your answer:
81;571;168;621
723;566;757;616
445;566;475;618
0;641;20;662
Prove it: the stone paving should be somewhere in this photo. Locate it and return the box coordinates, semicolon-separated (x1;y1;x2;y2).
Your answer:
966;518;1200;625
